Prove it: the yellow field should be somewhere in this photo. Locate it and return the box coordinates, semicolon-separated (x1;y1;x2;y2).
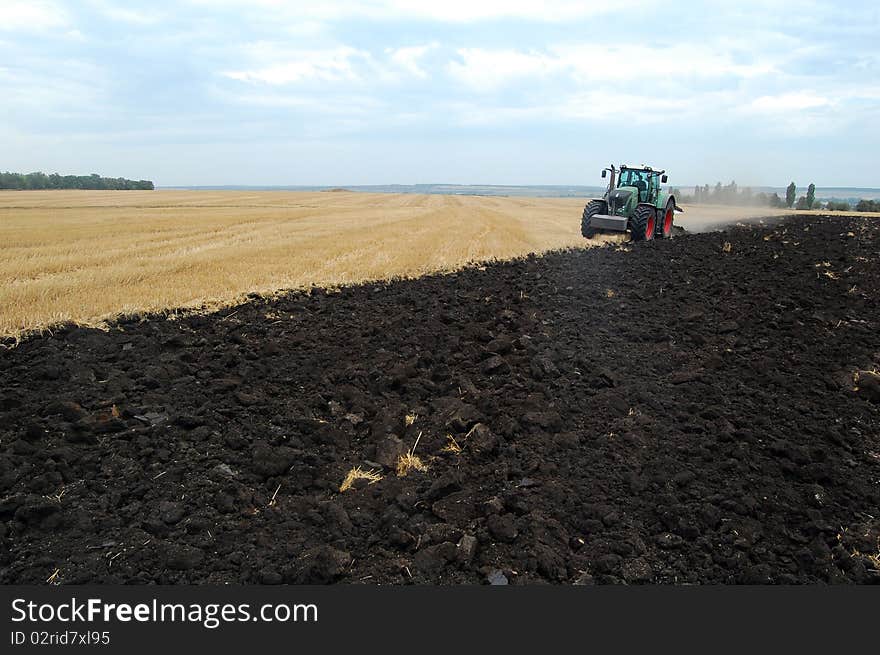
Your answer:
0;190;603;338
0;190;853;339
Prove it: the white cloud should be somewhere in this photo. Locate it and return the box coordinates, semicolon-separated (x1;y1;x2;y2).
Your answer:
748;92;833;112
448;49;558;90
0;62;105;118
387;44;436;79
384;0;638;22
96;6;162;25
222;47;372;84
187;0;646;23
448;44;777;91
738;92;841;135
449;89;695;127
0;0;68;32
223;43;440;85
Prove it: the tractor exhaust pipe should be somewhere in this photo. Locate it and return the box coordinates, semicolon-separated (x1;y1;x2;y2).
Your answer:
601;165;617;192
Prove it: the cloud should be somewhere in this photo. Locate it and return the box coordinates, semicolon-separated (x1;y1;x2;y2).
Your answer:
448;89;695;128
0;62;105;121
222;47;372;84
2;0;877;185
383;0;640;22
747;92;834;112
0;0;68;32
92;5;162;25
447;49;558;90
223;43;440;85
447;43;777;91
187;0;644;23
386;44;436;79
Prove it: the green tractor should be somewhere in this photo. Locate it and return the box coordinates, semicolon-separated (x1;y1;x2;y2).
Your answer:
582;164;681;241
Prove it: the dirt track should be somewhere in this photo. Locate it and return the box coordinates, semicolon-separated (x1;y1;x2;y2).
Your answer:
1;215;878;584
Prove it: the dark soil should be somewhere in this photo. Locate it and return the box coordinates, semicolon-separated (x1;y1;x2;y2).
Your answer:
1;215;878;585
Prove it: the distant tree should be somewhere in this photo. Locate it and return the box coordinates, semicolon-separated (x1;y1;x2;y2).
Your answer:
855;199;880;213
795;196;810;210
786;182;796;208
0;171;154;190
806;183;816;209
769;192;784;208
826;200;851;211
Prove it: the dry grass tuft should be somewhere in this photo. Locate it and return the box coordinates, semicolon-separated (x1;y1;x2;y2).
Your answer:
605;289;616;298
396;452;428;477
440;434;463;454
396;431;428;477
851;546;880;571
44;487;66;503
339;466;383;492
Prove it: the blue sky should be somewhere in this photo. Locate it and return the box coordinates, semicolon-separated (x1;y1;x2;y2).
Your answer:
1;0;878;186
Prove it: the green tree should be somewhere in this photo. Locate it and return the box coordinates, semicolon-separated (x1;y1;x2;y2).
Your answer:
785;182;796;208
0;171;154;190
806;183;816;209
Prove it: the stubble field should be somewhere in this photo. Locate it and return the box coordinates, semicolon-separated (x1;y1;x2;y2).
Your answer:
0;190;816;339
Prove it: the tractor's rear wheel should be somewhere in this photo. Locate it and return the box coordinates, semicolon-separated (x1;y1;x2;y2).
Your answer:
582;200;605;238
656;200;675;238
630;205;655;241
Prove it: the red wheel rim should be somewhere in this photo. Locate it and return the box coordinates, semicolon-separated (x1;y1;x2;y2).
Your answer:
646;215;655;240
664;208;673;235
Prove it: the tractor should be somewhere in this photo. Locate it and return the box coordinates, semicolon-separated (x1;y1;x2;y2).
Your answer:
581;164;681;241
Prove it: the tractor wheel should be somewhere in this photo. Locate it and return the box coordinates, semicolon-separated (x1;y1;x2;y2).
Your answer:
630;205;655;241
656;200;675;238
581;200;605;238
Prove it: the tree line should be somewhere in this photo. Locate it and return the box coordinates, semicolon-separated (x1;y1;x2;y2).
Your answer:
0;171;154;190
673;180;878;212
673;181;787;208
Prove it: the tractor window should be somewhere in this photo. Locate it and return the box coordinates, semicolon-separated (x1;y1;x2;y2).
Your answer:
618;169;648;188
618;169;651;202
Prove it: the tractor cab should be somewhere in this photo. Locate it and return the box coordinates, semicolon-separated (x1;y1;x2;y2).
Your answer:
617;167;665;203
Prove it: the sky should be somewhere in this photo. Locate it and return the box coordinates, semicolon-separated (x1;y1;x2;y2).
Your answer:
1;0;879;187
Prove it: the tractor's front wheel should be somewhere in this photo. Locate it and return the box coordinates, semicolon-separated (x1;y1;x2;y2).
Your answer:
656;200;675;238
630;205;655;241
582;200;605;238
